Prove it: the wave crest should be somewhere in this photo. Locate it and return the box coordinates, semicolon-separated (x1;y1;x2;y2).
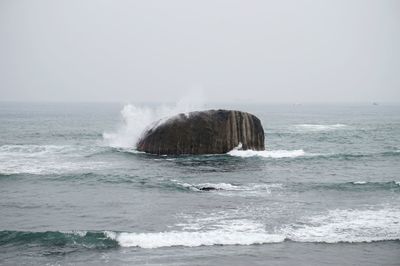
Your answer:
106;230;284;248
0;230;118;249
1;207;399;249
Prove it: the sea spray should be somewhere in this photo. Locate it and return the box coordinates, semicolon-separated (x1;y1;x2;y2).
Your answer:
103;91;205;148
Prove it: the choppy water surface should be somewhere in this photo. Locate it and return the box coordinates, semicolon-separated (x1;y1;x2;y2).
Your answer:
0;102;399;265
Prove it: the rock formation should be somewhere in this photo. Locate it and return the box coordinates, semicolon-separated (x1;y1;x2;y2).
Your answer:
136;109;265;155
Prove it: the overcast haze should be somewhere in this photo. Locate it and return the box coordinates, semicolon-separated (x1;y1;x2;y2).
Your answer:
0;0;399;103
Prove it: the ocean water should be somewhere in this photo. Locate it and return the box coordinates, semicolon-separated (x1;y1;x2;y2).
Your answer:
0;102;399;266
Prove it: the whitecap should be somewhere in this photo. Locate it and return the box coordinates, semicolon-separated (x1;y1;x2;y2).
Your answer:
350;181;400;187
294;124;348;132
351;181;368;185
227;149;305;158
105;218;284;248
282;207;400;243
105;230;284;248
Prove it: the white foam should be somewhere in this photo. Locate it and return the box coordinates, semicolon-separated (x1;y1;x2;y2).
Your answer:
350;181;400;186
0;144;94;155
105;218;284;248
103;91;205;149
172;181;242;192
102;207;400;249
283;208;400;243
172;180;282;193
251;183;283;190
195;182;242;191
351;181;368;185
227;149;305;158
106;230;284;248
294;124;347;132
0;144;105;175
177;213;268;232
114;147;146;154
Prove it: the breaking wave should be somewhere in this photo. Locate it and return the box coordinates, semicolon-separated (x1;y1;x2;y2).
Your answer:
105;230;283;248
115;207;400;247
0;230;118;249
0;208;400;249
2;207;398;249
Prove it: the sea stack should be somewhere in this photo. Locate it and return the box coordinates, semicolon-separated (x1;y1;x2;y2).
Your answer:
136;109;265;155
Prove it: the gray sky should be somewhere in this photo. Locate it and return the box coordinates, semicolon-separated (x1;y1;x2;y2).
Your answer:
1;0;399;103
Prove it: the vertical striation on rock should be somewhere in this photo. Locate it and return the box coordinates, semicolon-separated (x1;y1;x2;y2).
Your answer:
136;109;265;155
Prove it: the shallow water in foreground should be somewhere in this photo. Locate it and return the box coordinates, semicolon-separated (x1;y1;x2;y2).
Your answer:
0;103;399;265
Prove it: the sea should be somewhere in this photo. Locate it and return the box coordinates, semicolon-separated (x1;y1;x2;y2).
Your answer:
0;102;399;266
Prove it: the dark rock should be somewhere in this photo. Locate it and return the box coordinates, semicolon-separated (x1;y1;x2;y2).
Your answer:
136;109;265;155
197;186;218;191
